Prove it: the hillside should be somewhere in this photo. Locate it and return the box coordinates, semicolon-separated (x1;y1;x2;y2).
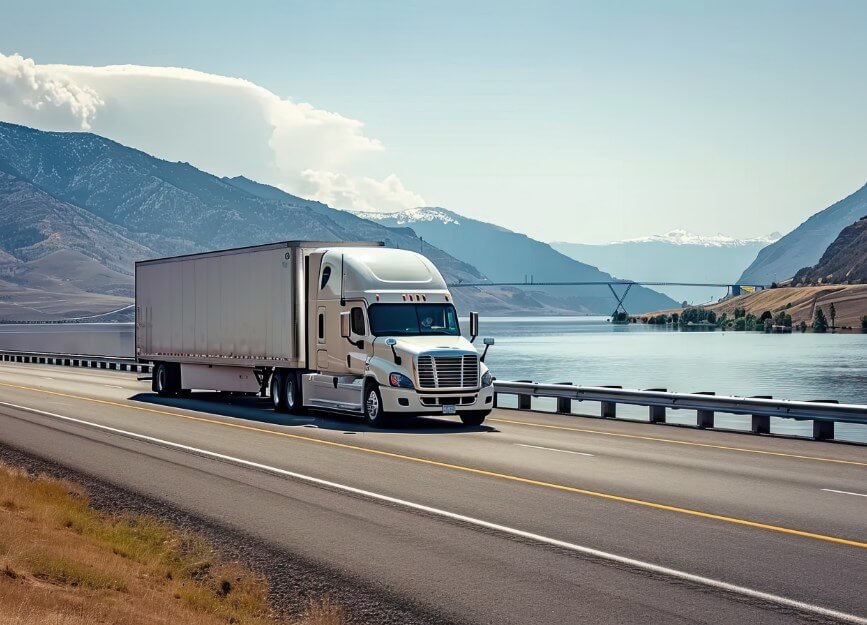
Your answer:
793;217;867;285
552;231;779;305
739;182;867;285
0;121;574;318
645;285;867;329
356;208;677;314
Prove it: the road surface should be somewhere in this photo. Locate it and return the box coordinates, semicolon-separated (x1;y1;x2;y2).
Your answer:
0;361;864;624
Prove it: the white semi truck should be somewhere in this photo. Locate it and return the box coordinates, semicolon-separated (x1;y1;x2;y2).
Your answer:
135;241;495;426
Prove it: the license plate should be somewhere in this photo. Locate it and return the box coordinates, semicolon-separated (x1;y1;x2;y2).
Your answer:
442;405;457;415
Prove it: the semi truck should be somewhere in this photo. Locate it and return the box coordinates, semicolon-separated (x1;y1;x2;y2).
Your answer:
135;241;495;426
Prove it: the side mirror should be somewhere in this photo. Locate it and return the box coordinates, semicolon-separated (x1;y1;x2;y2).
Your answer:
384;337;401;365
339;311;351;338
481;337;494;362
469;311;479;343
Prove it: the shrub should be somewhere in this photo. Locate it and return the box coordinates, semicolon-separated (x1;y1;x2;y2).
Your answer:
813;307;828;333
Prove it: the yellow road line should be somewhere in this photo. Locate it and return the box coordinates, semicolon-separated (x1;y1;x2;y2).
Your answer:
490;416;867;467
1;380;865;550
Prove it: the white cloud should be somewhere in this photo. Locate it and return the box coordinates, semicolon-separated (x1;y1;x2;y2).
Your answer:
299;170;426;212
0;52;422;211
0;53;103;129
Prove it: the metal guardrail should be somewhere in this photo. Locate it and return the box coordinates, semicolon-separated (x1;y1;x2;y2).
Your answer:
3;349;864;442
0;350;150;374
493;381;867;442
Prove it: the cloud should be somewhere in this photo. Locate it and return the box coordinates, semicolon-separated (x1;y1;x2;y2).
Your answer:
299;170;426;212
0;53;103;129
0;52;421;212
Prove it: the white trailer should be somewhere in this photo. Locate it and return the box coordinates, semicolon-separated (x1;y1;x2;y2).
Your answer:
135;241;494;426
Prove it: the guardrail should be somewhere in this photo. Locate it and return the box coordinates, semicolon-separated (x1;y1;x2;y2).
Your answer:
493;381;867;442
3;350;864;442
0;350;150;374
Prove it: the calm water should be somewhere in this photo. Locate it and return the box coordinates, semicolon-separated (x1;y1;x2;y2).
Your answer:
1;318;865;442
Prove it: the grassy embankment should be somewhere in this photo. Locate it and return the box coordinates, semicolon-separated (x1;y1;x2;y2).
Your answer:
0;463;343;625
641;284;867;329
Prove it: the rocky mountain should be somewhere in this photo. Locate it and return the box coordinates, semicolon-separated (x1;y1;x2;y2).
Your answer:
0;121;631;319
552;231;780;305
792;217;867;285
355;207;678;314
739;182;867;285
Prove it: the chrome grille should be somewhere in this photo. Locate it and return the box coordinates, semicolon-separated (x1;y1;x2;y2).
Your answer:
417;354;479;389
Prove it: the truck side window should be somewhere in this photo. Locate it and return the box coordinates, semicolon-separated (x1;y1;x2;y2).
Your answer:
320;266;331;290
318;313;325;340
351;307;365;335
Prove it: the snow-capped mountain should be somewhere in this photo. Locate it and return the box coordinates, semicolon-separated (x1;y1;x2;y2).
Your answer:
358;207;461;226
551;232;781;305
617;229;781;247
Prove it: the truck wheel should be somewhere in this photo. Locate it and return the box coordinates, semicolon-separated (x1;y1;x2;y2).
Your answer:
154;363;176;397
363;383;389;428
271;371;287;413
460;411;489;426
284;372;305;415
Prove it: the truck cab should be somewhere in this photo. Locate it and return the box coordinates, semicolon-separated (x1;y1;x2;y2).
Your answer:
295;246;494;426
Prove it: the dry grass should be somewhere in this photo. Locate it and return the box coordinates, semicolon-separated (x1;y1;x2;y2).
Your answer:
0;463;346;625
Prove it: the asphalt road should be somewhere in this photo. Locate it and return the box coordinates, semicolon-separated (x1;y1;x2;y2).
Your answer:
0;361;865;624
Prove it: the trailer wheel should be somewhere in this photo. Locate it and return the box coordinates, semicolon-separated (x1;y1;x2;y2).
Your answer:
363;383;390;428
154;363;177;397
271;371;287;413
285;372;305;415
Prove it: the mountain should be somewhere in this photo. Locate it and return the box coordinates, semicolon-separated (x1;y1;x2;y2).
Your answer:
551;231;780;305
792;217;867;285
0;121;618;319
739;182;867;285
354;207;678;314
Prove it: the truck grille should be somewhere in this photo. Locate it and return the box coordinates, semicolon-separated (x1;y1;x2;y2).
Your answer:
417;354;479;389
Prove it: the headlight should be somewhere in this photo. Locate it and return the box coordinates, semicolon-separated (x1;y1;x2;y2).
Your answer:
389;372;414;389
481;371;493;387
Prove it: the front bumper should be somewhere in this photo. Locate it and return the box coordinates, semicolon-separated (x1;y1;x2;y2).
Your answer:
379;385;495;414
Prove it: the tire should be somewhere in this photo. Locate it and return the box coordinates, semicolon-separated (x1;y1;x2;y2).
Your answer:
153;362;178;397
284;371;305;415
363;383;390;428
460;411;489;426
271;370;287;413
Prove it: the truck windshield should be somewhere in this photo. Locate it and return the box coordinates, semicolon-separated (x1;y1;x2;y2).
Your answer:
368;304;460;336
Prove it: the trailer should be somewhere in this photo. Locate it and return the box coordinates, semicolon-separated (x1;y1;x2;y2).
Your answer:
135;241;494;426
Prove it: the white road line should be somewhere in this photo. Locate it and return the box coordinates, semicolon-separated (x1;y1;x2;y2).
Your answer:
104;385;125;389
0;400;864;625
515;443;594;457
822;489;867;499
41;377;55;380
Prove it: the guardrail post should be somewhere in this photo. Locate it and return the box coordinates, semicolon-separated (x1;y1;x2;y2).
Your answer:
694;392;715;429
518;394;532;410
749;396;772;434
556;382;573;414
813;420;834;441
601;401;616;418
807;400;839;441
644;389;667;423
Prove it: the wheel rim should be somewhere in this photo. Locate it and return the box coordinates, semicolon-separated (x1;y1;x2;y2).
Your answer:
271;376;281;409
286;378;295;409
366;390;380;420
157;366;166;392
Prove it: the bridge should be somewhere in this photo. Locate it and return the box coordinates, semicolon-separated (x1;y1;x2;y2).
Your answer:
447;280;767;316
0;350;864;624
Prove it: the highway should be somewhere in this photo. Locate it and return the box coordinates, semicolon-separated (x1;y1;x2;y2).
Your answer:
0;361;865;624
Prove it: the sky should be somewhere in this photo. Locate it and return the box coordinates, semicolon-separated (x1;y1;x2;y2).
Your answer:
1;0;866;244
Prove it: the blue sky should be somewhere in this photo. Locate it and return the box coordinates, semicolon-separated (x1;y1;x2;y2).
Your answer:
2;0;866;243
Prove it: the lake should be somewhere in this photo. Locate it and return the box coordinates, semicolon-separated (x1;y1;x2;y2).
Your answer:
1;318;865;442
